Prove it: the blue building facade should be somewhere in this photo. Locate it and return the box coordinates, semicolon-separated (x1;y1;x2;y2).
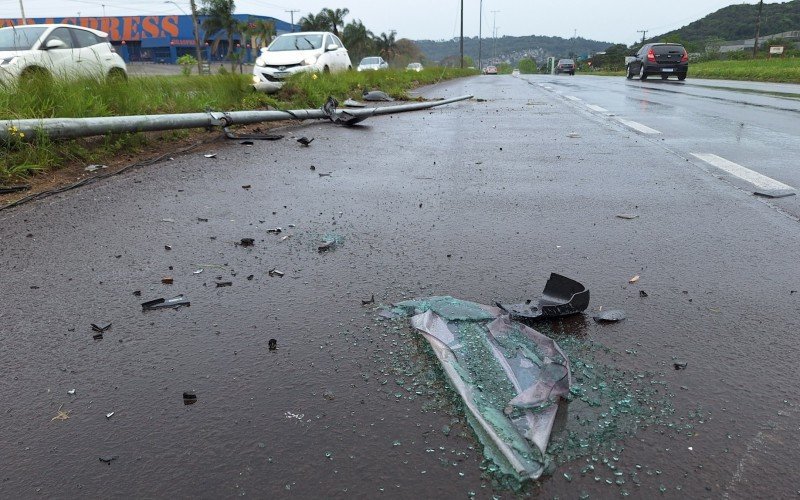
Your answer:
0;14;296;64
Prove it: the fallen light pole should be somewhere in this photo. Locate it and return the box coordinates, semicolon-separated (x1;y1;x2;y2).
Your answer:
0;95;473;142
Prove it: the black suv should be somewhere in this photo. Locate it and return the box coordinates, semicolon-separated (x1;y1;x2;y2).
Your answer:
555;59;575;75
626;43;688;81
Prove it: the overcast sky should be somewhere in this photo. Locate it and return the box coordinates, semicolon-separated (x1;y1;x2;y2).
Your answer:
1;0;785;44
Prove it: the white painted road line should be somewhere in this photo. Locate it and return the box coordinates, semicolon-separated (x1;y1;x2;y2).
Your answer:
616;118;661;135
565;95;582;102
691;153;796;198
586;104;609;113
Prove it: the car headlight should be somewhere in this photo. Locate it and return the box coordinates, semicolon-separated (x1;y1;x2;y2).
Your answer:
301;56;318;66
252;75;260;84
0;57;18;67
255;57;265;67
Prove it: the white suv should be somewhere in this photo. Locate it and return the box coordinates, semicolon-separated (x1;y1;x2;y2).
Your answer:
0;24;127;84
253;31;351;93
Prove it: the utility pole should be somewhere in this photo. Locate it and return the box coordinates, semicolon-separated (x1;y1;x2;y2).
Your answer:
459;0;464;68
491;10;499;62
637;30;647;44
19;0;26;22
285;10;299;32
478;0;483;71
753;0;764;58
190;0;203;75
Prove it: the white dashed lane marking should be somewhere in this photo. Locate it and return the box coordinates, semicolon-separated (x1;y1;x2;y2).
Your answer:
616;118;661;134
691;153;796;198
586;104;609;113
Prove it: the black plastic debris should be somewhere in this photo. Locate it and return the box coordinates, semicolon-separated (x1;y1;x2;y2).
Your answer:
674;361;688;370
268;268;284;278
0;184;30;194
133;290;142;296
639;290;649;298
91;322;112;333
164;245;172;251
297;136;314;146
238;238;255;247
362;294;375;305
223;126;283;141
322;97;370;126
593;309;626;323
197;217;209;222
318;172;332;177
242;184;251;190
216;281;232;288
343;98;366;108
496;273;590;323
616;213;639;220
268;338;277;351
362;90;394;102
183;391;197;405
266;227;282;234
99;455;118;464
93;332;103;340
141;295;191;310
240;140;254;146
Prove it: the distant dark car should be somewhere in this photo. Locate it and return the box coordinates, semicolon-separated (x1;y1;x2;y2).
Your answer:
626;43;688;81
555;59;575;75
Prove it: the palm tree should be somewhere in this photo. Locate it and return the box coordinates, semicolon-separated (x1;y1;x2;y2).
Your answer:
298;12;331;32
323;7;349;37
342;20;375;63
244;18;275;58
200;0;238;70
376;31;397;62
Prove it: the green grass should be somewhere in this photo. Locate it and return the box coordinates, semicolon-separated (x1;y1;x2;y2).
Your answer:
0;67;477;183
689;58;800;83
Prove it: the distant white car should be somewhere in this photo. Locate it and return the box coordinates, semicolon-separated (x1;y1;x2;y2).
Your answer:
357;56;388;71
0;24;127;84
253;31;352;93
406;62;423;72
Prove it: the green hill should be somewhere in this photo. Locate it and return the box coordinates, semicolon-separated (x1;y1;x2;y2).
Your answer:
653;0;800;43
414;35;613;66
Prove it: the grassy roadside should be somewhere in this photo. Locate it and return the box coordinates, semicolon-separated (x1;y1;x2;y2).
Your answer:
581;58;800;82
0;67;476;184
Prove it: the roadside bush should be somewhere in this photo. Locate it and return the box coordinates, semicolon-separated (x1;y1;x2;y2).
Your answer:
518;58;537;74
176;54;198;76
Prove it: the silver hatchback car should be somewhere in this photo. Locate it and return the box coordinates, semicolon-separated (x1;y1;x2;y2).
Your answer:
0;24;127;84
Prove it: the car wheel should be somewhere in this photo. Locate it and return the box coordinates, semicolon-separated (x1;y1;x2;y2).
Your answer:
107;67;128;82
678;74;687;81
639;65;647;80
20;66;51;86
626;65;633;80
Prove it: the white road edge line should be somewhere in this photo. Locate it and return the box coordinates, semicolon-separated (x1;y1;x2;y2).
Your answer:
691;153;796;197
586;104;609;113
565;95;582;101
616;118;661;135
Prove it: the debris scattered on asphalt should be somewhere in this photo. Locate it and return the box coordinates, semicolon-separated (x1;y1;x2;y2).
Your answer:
247;274;254;280
204;154;217;159
309;165;316;170
362;294;375;305
161;277;174;285
297;136;314;146
390;296;571;481
51;405;71;421
91;322;112;333
242;184;251;190
268;268;284;278
215;281;233;288
616;213;639;220
85;164;108;172
197;217;209;222
266;227;282;234
674;361;688;370
280;235;290;242
0;184;30;194
268;338;277;351
496;273;590;323
639;290;649;298
141;295;191;310
105;412;115;419
593;309;626;322
323;389;335;401
318;240;336;252
183;391;197;405
223;126;283;141
133;290;142;296
240;140;254;146
164;245;172;251
92;332;103;340
567;133;580;139
318;172;332;177
343;98;366;108
322;96;369;126
629;275;640;283
67;389;76;395
161;218;175;223
238;238;255;247
363;90;394;102
193;269;203;274
99;455;118;464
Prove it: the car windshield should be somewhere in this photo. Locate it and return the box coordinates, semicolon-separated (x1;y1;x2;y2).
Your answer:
268;34;323;52
0;26;48;51
361;57;380;65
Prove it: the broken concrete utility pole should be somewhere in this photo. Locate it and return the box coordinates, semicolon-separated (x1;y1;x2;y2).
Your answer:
0;95;473;141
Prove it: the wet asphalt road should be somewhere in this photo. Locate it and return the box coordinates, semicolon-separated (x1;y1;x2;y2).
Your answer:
2;74;800;498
